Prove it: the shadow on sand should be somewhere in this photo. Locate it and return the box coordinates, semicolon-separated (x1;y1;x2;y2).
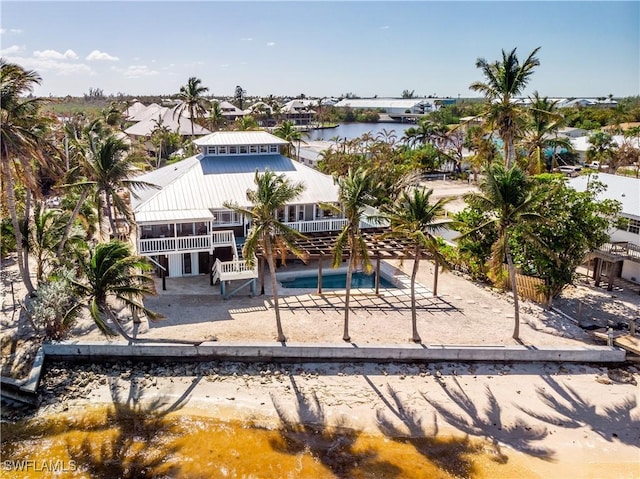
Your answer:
269;374;402;478
518;374;640;447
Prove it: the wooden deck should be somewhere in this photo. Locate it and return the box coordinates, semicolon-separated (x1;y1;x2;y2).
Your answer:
591;332;640;355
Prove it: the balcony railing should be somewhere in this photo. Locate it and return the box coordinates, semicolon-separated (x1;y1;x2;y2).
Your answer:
598;241;640;261
283;217;386;233
138;230;236;255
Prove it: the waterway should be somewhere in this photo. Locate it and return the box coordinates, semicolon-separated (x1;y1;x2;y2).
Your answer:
306;122;416;141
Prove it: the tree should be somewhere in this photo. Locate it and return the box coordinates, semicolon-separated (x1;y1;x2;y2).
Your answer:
380;187;451;342
586;131;615;170
512;174;621;304
273;120;303;158
1;59;58;294
234;85;247;110
224;170;307;342
73;134;157;241
401;89;416;99
207;101;226;131
521;92;572;174
470;47;541;168
74;241;160;339
175;77;210;141
462;163;545;340
234;115;259;131
328;167;381;342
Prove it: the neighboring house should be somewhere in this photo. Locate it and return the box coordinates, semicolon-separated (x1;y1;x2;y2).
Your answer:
570;134;640;164
280;100;315;125
568;173;640;286
129;131;365;279
215;101;245;121
124;106;212;140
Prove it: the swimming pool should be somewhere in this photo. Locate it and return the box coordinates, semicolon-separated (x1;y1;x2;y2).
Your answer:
279;272;395;289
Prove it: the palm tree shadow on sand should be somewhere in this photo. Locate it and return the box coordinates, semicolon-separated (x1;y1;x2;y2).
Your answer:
518;374;640;447
422;376;555;463
269;374;402;478
64;375;201;478
365;375;492;479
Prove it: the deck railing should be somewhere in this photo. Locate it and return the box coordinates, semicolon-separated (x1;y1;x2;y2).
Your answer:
212;258;258;282
283;216;386;233
598;241;640;261
138;229;236;255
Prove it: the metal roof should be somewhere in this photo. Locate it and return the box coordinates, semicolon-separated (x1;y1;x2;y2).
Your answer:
194;130;287;147
568;173;639;217
124;107;212;137
131;154;339;221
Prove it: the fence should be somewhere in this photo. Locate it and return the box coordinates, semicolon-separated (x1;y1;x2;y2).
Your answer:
498;268;547;304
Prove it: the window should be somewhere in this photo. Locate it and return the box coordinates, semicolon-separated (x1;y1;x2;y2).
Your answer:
628;218;640;235
207;146;217;155
269;145;278;153
213;210;241;225
259;145;268;153
218;146;227;155
239;145;248;154
229;146;237;154
249;145;258;153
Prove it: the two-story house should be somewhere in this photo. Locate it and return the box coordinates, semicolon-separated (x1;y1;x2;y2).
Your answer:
129;131;359;281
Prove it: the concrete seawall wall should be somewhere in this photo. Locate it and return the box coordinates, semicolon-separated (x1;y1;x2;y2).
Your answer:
43;341;626;363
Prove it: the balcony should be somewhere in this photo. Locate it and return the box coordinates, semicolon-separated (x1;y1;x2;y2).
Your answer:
137;230;235;255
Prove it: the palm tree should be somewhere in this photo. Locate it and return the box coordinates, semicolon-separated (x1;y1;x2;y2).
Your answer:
74;240;160;339
380;187;451;342
274;120;304;158
30;201;63;284
521;92;572;174
329;167;381;342
1;59;57;294
470;47;541;168
207;101;226;131
72;134;157;241
224;170;307;342
234;115;259;131
462;163;545;340
175;77;210;141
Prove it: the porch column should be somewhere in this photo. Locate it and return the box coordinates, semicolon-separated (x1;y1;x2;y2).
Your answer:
375;256;380;295
594;258;603;287
607;261;621;291
317;254;323;294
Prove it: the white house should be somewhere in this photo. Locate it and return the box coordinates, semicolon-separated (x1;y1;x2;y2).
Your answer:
568;173;640;286
129;131;366;279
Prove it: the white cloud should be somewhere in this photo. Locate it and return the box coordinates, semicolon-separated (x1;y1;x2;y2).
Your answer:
266;42;275;47
0;44;25;55
2;55;94;76
220;63;230;69
1;28;23;34
112;65;159;78
380;25;390;30
34;49;79;60
86;50;119;61
240;37;253;41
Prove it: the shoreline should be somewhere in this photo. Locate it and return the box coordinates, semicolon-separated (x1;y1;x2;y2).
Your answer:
5;358;637;478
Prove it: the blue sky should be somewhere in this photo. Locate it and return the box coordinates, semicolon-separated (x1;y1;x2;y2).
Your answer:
1;1;638;98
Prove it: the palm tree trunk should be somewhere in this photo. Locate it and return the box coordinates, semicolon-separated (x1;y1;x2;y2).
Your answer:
104;190;117;240
411;248;421;343
22;189;32;285
1;155;35;294
265;239;286;342
433;256;440;297
343;250;354;342
57;188;90;258
505;242;521;339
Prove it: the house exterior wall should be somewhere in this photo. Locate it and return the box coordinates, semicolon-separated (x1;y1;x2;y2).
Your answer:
622;261;640;284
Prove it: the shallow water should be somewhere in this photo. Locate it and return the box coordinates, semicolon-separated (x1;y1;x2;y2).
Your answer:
1;406;540;478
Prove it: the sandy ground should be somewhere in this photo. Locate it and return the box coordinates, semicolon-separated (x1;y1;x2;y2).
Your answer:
2;179;640;477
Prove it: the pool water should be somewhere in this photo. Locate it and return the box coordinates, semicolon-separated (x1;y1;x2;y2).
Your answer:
280;272;395;289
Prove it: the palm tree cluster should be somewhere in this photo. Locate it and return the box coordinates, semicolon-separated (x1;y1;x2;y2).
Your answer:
1;59;161;342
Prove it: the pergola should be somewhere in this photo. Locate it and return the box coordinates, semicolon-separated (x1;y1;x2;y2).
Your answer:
256;227;443;295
